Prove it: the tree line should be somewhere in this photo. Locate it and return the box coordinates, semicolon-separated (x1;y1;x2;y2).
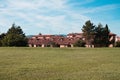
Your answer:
82;20;110;47
0;21;120;47
75;20;120;47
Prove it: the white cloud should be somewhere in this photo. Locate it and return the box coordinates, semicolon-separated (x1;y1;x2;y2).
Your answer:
6;0;67;10
0;0;119;35
0;0;88;34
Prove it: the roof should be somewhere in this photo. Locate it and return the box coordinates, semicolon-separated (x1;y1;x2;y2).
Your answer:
109;33;116;36
28;34;80;45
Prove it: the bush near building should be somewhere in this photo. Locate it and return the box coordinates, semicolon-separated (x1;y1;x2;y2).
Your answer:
116;41;120;47
74;39;86;47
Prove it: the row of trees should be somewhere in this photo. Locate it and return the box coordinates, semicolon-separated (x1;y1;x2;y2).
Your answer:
82;20;111;47
0;21;120;47
74;20;119;47
0;24;28;47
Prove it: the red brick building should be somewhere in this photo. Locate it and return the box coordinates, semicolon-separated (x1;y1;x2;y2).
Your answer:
109;33;116;47
116;36;120;42
28;33;116;48
28;33;81;48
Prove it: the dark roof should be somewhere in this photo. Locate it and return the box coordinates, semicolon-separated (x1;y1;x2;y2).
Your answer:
28;34;80;45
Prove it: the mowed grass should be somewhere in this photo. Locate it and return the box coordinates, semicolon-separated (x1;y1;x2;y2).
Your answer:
0;48;120;80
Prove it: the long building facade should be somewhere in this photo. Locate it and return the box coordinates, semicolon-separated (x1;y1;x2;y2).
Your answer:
28;33;116;48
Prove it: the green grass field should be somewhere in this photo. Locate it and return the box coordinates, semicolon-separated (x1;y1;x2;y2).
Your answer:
0;47;120;80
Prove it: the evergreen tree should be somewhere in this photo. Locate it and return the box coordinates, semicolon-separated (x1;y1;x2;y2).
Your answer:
2;23;27;47
103;24;110;46
82;20;95;47
0;33;6;46
94;24;110;47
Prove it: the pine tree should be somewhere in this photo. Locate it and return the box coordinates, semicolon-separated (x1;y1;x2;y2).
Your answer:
2;23;27;47
82;20;95;47
94;24;110;47
103;24;110;46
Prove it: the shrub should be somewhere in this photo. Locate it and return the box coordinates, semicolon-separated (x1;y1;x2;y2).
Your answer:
74;39;86;47
116;41;120;47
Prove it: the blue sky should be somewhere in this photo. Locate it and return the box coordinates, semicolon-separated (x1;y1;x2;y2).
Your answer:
0;0;120;35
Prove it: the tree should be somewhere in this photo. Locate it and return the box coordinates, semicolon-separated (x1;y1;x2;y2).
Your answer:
94;24;110;47
94;23;103;47
116;41;120;47
103;24;110;46
2;23;28;47
82;20;95;47
0;33;6;46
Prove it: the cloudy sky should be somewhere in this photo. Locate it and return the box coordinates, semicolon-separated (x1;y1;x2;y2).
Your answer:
0;0;120;35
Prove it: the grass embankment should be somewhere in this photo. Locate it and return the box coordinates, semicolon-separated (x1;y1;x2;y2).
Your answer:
0;47;120;80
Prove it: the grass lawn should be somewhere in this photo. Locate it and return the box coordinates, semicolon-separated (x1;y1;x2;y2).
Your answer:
0;47;120;80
